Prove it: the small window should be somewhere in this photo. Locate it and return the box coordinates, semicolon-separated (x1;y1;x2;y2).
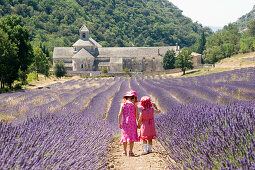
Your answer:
82;33;86;38
81;64;84;69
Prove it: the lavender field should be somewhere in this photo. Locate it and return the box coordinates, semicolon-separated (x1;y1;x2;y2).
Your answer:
1;68;255;169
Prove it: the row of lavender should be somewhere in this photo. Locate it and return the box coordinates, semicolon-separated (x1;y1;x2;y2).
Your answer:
0;77;129;169
0;78;117;123
134;67;255;169
1;67;255;169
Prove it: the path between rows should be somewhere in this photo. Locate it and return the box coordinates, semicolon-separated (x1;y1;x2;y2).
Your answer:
107;134;170;170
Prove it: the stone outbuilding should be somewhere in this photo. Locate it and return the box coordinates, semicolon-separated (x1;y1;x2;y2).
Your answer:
191;52;202;67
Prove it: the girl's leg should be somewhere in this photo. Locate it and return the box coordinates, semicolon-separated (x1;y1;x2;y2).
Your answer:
148;139;152;145
142;140;148;154
129;142;134;152
148;139;153;153
123;142;127;154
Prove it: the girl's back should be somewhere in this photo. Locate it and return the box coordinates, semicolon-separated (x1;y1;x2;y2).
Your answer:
140;108;156;140
121;101;139;143
122;102;136;125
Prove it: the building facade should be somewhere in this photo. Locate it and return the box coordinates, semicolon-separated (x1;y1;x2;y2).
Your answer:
53;25;200;73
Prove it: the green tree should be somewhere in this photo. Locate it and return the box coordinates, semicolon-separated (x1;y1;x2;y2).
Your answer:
0;15;34;72
0;29;18;88
239;37;255;53
31;47;51;79
162;50;175;69
222;43;235;57
247;19;255;37
54;61;66;78
0;15;33;88
204;24;240;64
204;46;223;64
197;31;206;54
174;48;193;75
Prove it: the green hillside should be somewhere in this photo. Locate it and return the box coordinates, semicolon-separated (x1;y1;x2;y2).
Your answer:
0;0;212;55
235;5;255;30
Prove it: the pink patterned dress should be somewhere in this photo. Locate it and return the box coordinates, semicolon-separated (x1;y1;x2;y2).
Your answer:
140;108;156;140
120;102;139;143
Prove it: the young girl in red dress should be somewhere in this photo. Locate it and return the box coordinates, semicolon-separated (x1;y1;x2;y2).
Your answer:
118;90;139;156
137;96;161;155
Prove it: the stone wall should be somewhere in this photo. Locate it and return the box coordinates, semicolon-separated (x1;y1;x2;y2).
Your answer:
110;58;123;72
73;59;94;71
122;57;163;72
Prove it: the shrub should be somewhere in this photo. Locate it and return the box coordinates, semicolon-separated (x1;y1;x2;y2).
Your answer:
54;61;66;78
122;68;130;73
239;37;255;53
101;66;108;73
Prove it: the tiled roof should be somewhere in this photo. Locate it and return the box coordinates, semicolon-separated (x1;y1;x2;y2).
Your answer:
72;48;94;59
89;38;102;48
79;25;89;32
72;38;102;47
72;39;94;47
53;47;73;59
191;52;202;56
97;46;177;58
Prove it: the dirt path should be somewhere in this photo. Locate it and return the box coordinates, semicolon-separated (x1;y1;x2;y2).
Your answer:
107;134;170;170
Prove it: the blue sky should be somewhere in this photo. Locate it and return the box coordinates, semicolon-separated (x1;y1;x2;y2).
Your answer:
169;0;254;27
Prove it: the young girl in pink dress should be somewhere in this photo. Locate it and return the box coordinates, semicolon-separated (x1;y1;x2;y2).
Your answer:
118;90;139;156
137;96;161;155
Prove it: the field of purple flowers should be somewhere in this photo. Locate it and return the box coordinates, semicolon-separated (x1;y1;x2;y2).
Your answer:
0;67;255;169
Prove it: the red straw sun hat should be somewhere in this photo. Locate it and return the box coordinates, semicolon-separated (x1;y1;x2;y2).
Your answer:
137;96;153;109
123;90;138;102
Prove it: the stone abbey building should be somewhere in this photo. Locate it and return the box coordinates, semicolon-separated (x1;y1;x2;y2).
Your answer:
53;25;201;73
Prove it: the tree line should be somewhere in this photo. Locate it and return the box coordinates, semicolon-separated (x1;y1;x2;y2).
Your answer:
0;0;212;58
0;15;51;90
195;20;255;64
163;19;255;70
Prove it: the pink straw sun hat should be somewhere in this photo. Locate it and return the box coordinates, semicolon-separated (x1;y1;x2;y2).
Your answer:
137;96;153;110
123;90;138;102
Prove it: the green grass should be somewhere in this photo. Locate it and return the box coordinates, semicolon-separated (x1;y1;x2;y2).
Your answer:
0;112;15;122
183;68;234;77
27;72;38;83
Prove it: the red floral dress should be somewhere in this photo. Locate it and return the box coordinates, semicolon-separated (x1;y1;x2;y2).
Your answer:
120;102;139;143
140;108;156;140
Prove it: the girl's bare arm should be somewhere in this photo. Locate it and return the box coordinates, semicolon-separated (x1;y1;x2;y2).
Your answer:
118;105;123;129
135;105;139;122
153;103;161;113
137;113;142;128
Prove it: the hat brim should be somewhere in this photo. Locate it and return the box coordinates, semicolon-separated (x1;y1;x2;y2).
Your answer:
123;94;134;97
137;102;145;109
137;101;153;109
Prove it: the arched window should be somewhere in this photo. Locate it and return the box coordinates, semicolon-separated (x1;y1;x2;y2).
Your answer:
81;64;84;69
82;33;86;38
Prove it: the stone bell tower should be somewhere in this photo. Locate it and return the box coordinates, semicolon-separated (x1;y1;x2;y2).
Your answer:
79;24;90;40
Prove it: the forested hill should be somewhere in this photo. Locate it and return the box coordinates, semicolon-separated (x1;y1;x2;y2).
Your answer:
235;5;255;31
0;0;212;54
